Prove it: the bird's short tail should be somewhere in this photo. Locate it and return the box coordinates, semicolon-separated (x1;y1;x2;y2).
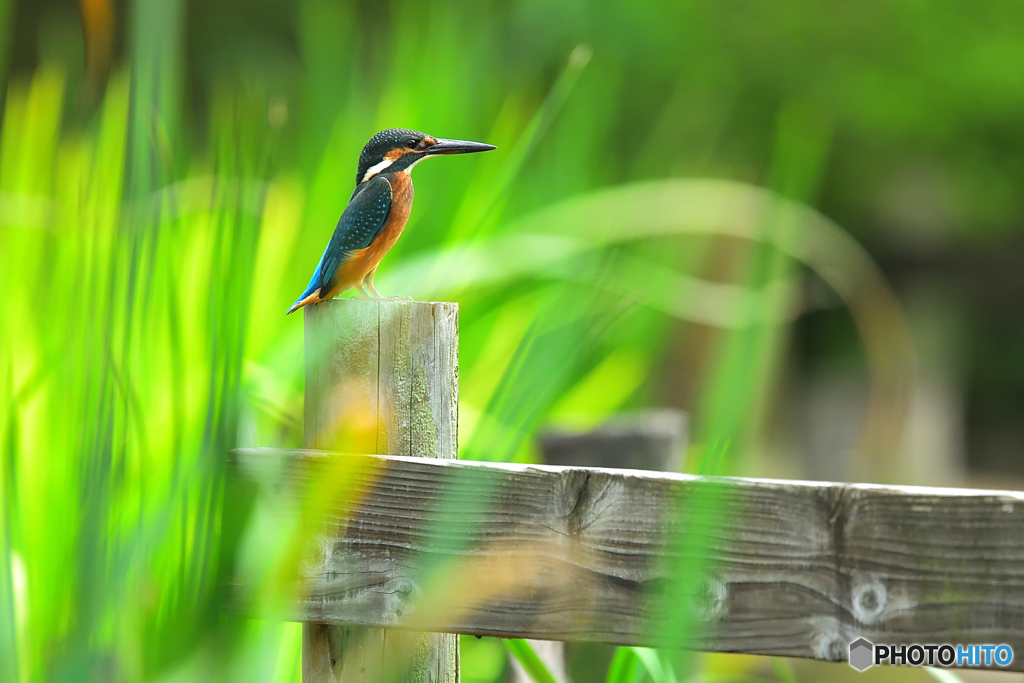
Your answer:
286;286;322;315
288;249;330;315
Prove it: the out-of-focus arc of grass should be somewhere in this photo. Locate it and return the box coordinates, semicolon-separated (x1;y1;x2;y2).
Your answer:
385;178;913;471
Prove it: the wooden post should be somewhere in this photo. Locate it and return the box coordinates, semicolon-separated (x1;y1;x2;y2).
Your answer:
514;410;687;683
302;299;459;683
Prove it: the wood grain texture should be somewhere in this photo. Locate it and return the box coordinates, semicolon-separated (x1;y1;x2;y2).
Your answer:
301;299;459;683
231;450;1024;671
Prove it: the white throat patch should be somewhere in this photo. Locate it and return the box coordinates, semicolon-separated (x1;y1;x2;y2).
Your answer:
406;154;434;172
360;158;395;183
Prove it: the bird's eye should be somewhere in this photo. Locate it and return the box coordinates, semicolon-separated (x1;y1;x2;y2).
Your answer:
405;138;419;149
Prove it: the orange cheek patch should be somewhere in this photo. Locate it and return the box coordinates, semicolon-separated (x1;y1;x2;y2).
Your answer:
385;148;407;161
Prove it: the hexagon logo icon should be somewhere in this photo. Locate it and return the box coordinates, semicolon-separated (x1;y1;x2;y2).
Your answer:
849;638;874;671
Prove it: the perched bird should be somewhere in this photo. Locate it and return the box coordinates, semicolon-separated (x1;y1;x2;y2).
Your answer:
287;128;495;314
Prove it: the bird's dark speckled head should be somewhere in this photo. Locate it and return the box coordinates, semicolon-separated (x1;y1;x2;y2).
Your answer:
355;128;496;185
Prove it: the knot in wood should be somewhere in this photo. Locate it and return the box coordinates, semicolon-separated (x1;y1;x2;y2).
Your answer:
694;575;727;622
851;578;886;624
381;577;419;619
809;616;852;662
299;535;330;576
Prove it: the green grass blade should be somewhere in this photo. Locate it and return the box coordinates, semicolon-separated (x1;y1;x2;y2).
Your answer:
503;639;560;683
0;480;17;683
446;44;592;242
769;658;798;683
631;648;677;683
605;647;641;683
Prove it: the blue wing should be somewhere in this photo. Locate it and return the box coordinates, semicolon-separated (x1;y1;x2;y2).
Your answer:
288;176;393;312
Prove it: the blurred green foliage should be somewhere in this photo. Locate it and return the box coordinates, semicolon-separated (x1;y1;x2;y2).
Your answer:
0;0;1019;681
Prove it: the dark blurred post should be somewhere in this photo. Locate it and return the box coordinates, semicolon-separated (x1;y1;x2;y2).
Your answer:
302;299;459;683
540;410;687;472
522;410;687;683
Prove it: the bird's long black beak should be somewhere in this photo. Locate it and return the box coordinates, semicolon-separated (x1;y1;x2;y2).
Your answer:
425;138;496;155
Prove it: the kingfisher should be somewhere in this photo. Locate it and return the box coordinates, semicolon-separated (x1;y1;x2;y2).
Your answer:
287;128;496;314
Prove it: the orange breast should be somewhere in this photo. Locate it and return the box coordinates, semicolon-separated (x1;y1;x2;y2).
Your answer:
362;172;414;268
324;172;415;297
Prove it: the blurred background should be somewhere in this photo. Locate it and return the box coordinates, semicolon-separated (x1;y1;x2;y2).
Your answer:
1;0;1024;681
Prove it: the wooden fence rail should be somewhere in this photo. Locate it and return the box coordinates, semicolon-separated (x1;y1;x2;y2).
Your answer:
228;448;1024;672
